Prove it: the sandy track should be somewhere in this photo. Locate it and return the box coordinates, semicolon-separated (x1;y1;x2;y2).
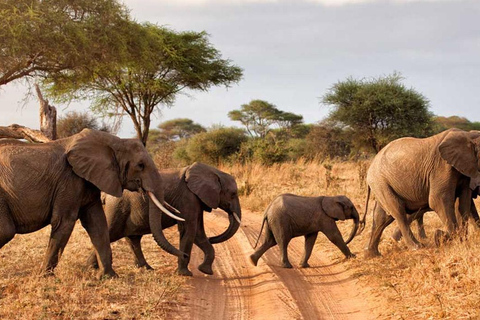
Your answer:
171;210;373;320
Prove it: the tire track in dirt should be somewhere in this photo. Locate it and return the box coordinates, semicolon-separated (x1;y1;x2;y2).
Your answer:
171;210;373;320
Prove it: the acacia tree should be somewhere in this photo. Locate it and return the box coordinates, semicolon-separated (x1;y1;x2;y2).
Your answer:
228;100;303;138
322;73;434;152
152;118;206;141
46;22;243;145
0;0;129;86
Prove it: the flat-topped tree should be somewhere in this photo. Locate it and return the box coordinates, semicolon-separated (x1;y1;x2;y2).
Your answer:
45;22;243;146
0;0;129;86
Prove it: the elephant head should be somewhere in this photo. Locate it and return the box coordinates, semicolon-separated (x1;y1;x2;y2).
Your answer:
66;129;186;258
439;130;480;191
185;162;242;244
321;196;360;244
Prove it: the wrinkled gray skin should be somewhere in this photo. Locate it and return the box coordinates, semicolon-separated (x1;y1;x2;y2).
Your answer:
89;162;242;276
250;194;359;268
363;129;480;257
0;129;185;279
391;194;480;242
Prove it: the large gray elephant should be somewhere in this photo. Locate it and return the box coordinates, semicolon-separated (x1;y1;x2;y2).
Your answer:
0;129;185;278
250;194;359;268
89;162;242;276
362;129;480;257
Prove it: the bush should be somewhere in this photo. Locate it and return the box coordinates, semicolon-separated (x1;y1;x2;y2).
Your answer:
304;124;354;160
173;127;247;165
57;111;111;138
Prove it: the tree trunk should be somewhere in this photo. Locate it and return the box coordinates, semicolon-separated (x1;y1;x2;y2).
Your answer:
35;84;57;140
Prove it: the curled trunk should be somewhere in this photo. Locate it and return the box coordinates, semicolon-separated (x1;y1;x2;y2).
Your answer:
209;208;242;244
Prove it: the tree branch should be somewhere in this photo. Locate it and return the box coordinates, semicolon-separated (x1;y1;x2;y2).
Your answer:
0;124;52;143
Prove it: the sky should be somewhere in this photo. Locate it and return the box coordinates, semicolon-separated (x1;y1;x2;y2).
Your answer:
1;0;479;138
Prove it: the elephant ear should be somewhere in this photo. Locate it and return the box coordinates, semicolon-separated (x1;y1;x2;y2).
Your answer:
67;134;123;197
439;130;480;190
185;162;221;209
322;197;346;221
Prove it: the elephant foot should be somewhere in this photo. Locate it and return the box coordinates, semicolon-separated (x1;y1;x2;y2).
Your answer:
363;248;381;259
249;255;259;266
176;268;193;277
86;253;99;269
282;261;293;269
345;253;356;259
391;229;402;242
300;262;310;268
198;263;214;275
137;263;154;271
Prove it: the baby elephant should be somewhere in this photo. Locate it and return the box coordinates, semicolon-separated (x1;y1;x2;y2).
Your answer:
250;194;360;268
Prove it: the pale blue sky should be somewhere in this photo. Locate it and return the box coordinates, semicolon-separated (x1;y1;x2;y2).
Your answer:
1;0;479;137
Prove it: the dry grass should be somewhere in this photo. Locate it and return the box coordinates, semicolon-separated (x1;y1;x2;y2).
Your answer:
221;159;480;319
0;225;185;319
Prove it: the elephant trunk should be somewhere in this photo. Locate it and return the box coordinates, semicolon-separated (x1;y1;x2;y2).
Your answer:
147;192;188;259
345;208;360;245
357;186;371;236
208;200;242;244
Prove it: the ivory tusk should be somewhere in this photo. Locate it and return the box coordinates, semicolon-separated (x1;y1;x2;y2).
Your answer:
233;212;241;224
147;191;185;222
164;201;181;214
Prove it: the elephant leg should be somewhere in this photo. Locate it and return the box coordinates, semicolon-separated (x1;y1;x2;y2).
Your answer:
324;222;355;258
42;212;77;275
125;235;153;270
250;227;277;266
364;204;394;258
300;232;318;268
416;212;427;239
471;199;480;228
0;199;16;249
457;190;473;237
86;231;123;270
194;216;215;275
176;222;195;277
79;202;117;279
391;211;426;242
277;235;293;269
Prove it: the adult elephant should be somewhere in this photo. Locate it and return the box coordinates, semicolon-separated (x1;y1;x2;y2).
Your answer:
362;128;480;257
0;129;185;278
89;162;242;276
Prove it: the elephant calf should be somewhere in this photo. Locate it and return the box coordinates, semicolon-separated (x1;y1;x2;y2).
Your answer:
250;194;359;268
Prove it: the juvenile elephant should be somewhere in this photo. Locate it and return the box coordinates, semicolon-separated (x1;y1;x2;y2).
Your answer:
250;194;359;268
0;129;185;278
363;129;480;257
89;162;241;276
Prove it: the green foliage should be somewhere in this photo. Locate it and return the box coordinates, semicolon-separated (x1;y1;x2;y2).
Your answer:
0;0;129;86
46;22;243;145
152;118;206;142
237;138;289;165
173;127;247;165
322;73;434;152
57;111;111;138
433;116;480;133
228;100;303;138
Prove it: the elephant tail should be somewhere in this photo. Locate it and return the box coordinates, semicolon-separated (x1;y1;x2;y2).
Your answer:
253;216;267;249
358;185;371;235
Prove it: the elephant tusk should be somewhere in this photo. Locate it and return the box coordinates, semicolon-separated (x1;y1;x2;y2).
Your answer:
147;191;185;222
164;201;181;215
233;212;241;224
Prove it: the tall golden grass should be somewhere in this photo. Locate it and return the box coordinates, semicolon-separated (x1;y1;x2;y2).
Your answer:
221;159;480;319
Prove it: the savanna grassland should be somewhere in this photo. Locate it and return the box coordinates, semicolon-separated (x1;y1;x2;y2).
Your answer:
0;159;479;319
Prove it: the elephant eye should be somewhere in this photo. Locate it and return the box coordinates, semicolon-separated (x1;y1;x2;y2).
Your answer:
137;162;145;170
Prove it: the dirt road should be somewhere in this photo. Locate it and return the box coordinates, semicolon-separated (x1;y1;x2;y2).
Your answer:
171;210;375;320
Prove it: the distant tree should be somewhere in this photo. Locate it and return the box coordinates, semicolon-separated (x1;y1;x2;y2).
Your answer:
433;115;480;133
57;111;111;138
305;123;354;160
228;100;303;138
174;127;247;165
0;0;129;86
152;118;206;141
46;22;243;146
322;73;433;152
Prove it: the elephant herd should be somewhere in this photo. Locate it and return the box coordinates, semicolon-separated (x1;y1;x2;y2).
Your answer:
0;128;479;280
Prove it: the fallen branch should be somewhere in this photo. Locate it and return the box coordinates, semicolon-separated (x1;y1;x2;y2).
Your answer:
0;124;52;143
